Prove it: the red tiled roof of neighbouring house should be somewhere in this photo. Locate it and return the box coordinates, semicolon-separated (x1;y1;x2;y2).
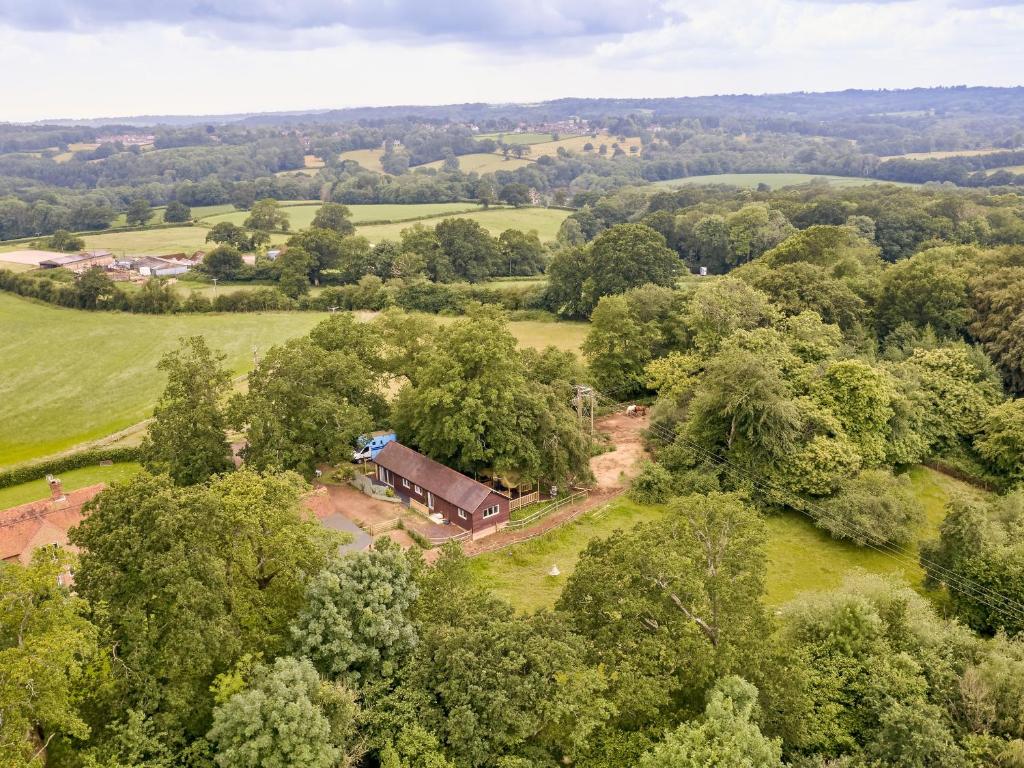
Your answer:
0;484;105;563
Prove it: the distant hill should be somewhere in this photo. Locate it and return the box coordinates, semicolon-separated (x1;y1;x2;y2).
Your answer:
19;86;1024;129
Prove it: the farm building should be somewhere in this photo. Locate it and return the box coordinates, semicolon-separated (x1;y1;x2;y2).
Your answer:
38;250;114;273
0;478;104;575
134;255;191;277
372;442;510;536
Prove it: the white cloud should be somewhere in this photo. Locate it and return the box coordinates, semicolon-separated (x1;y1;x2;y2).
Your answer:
0;0;1020;121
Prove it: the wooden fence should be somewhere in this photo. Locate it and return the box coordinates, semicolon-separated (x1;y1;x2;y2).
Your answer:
366;517;401;535
505;489;589;531
425;528;471;546
508;491;539;512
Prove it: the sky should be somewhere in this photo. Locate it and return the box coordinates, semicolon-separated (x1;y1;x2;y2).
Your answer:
0;0;1022;121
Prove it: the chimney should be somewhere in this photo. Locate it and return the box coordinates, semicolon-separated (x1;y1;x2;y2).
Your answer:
47;474;65;502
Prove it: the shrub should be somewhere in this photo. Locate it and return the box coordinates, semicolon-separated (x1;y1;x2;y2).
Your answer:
813;469;924;546
0;447;141;489
628;460;675;505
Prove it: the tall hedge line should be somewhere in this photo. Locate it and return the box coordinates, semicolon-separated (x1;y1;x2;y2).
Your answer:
0;447;141;490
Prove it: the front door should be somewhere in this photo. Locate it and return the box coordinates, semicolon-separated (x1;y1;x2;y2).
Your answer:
427;491;434;510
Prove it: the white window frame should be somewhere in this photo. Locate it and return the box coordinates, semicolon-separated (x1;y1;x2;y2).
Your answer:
380;467;392;486
414;484;421;494
427;491;434;510
457;508;467;520
402;478;410;489
482;505;500;519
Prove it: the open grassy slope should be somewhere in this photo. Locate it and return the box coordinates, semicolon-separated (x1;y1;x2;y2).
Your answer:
418;154;533;174
198;202;487;230
0;295;587;467
655;173;911;189
466;466;987;613
356;207;569;243
339;148;388;173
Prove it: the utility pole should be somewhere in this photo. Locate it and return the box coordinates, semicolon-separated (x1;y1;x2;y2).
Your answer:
212;277;218;295
252;344;259;368
573;385;595;435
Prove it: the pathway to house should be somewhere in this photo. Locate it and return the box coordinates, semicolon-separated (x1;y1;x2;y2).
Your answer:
463;411;649;556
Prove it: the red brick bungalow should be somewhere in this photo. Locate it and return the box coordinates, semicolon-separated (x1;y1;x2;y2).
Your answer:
372;442;509;537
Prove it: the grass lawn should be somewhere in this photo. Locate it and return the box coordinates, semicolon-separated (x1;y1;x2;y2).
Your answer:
655;173;911;189
466;498;668;612
467;466;987;613
0;292;328;467
0;463;141;509
198;202;487;230
0;261;38;273
528;133;641;159
484;277;549;291
357;207;569;244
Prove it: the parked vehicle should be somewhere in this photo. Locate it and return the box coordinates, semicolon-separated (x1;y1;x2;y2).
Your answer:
352;431;397;462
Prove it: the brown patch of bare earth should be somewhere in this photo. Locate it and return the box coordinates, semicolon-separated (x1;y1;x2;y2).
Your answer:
463;412;650;556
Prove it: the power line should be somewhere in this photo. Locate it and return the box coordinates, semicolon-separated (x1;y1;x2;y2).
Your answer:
588;387;1024;627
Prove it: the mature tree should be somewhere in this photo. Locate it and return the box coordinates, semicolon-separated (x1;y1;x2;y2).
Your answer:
233;337;383;474
888;344;1004;454
286;228;348;285
384;550;613;767
747;261;869;337
392;306;589;484
681;278;780;355
558;492;770;726
726;203;794;267
499;182;531;206
245;198;290;232
779;573;972;763
334;235;373;284
0;550;98;767
813;359;896;467
292;539;418;684
203;244;244;280
876;249;970;339
685;346;802;474
208;656;357;768
125;197;154;227
582;223;679;312
46;228;85;252
545;245;591;318
311;202;355;235
164;200;192;223
75;265;118;309
497;228;546;276
434;218;500;283
921;490;1024;635
69;470;334;741
975;399;1024;484
140;336;233;485
583;294;657;398
970;267;1024;394
206;220;265;250
276;246;315;298
813;469;925;546
638;677;783;768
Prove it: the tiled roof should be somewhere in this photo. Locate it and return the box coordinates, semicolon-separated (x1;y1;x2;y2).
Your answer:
0;484;105;563
374;442;493;511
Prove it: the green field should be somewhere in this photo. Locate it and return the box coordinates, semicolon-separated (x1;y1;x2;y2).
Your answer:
655;173;910;189
417;154;532;174
0;463;141;509
477;132;554;145
0;295;588;467
988;164;1024;175
339;148;388;173
356;207;569;244
198;202;487;230
77;226;212;256
0;293;327;467
467;466;986;613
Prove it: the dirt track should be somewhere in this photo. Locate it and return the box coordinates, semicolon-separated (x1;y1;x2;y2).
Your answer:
463;411;649;556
